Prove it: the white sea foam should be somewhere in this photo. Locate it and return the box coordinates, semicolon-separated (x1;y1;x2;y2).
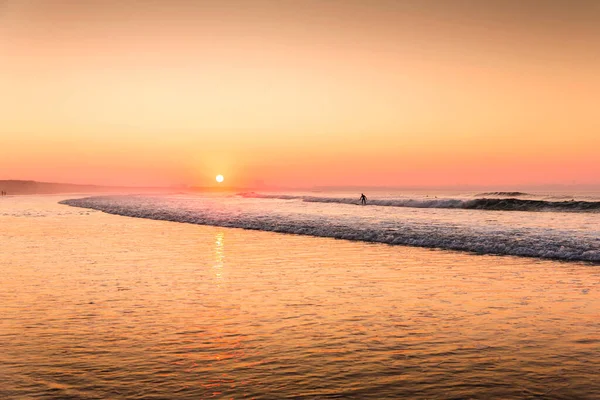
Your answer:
60;195;600;263
239;192;600;212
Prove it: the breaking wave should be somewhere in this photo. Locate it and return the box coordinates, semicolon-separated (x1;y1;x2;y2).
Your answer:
476;191;532;197
60;196;600;263
239;193;600;213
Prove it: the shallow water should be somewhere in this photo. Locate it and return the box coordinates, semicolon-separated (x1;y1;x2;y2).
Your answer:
1;196;599;399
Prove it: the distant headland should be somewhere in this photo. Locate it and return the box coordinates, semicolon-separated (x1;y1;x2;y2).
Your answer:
0;180;255;195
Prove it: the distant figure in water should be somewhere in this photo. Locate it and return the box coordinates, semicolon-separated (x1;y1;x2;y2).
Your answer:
359;193;367;205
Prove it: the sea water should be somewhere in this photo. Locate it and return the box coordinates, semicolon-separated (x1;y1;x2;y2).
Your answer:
1;194;599;399
62;190;600;262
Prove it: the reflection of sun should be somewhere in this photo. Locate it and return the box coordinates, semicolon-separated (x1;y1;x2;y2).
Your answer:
216;174;224;183
213;232;225;283
215;233;224;263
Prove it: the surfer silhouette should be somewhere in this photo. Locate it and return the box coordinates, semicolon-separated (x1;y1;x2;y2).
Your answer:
359;193;367;205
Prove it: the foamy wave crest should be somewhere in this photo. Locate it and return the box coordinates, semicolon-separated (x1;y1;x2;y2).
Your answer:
476;191;532;197
239;192;600;213
61;196;600;262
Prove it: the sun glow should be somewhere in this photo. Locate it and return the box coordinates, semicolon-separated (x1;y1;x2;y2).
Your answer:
216;175;224;183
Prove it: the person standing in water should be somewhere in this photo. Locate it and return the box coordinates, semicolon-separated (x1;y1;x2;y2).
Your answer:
359;193;367;205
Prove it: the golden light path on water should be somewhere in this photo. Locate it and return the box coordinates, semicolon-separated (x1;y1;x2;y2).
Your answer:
213;231;225;285
1;196;599;399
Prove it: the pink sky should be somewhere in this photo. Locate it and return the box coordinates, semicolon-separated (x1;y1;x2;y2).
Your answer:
1;1;599;188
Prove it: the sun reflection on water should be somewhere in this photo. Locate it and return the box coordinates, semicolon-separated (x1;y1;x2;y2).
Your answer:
212;232;225;283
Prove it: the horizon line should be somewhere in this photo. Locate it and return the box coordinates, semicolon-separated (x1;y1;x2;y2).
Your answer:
2;179;600;192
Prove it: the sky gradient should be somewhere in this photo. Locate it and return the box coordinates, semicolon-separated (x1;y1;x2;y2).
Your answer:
1;0;599;188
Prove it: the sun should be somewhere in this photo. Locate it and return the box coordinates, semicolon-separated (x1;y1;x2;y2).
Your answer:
215;174;224;183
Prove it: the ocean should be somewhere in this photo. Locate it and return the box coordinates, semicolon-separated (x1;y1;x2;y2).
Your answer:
62;190;600;262
1;192;599;399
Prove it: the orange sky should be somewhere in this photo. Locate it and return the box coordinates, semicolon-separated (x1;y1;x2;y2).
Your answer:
1;0;599;188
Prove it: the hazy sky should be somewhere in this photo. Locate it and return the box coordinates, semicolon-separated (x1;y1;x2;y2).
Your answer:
1;0;599;187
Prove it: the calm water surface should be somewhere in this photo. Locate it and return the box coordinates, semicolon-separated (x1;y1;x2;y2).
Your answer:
1;196;599;399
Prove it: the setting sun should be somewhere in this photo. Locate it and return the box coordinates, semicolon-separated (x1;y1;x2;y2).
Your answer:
216;175;224;183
